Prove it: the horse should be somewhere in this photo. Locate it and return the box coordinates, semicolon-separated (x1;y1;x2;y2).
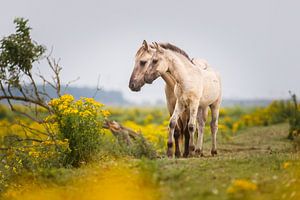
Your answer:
129;40;210;157
144;42;222;157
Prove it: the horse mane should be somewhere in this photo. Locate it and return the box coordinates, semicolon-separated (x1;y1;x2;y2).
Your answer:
159;43;192;62
135;42;193;64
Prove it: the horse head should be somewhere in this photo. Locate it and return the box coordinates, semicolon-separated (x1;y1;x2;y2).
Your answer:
129;40;155;91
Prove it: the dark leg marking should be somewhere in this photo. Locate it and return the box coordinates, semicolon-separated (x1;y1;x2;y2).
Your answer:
183;127;190;158
174;128;181;158
169;120;176;129
188;124;195;152
211;149;218;156
188;124;195;133
195;148;204;157
166;142;173;158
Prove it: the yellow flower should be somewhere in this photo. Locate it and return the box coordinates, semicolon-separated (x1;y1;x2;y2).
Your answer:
48;98;59;107
227;179;257;194
62;108;79;115
58;104;68;111
80;110;92;117
76;99;84;107
45;115;56;122
60;94;74;102
42;140;56;145
101;110;111;117
28;151;40;158
282;162;291;169
232;122;242;133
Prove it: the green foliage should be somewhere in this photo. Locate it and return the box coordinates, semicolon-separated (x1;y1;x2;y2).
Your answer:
0;18;45;86
0;104;13;120
96;130;157;160
288;93;300;140
0;138;69;193
129;135;157;159
48;94;109;167
217;100;294;135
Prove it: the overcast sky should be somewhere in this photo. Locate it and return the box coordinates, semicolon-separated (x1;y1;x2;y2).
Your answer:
1;0;299;103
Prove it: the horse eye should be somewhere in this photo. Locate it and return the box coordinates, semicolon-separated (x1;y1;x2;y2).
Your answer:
152;59;158;65
140;60;147;66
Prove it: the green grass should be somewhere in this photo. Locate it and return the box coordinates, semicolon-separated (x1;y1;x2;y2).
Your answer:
3;123;300;200
139;123;300;200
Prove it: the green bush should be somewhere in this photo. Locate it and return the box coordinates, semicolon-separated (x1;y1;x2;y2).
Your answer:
288;93;300;140
0;18;45;86
48;94;110;167
0;137;69;193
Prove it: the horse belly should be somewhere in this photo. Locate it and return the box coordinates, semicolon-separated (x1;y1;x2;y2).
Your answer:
200;75;221;106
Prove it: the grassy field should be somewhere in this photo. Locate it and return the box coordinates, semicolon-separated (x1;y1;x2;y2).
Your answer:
3;123;299;200
148;123;300;200
1;19;300;200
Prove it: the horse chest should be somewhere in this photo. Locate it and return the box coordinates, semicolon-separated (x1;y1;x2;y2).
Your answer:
175;86;199;106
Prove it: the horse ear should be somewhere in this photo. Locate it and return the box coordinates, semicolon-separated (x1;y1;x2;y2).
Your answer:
142;40;149;51
154;42;163;53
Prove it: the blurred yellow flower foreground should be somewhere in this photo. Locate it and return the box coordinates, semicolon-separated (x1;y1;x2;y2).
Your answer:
3;161;159;200
227;179;257;194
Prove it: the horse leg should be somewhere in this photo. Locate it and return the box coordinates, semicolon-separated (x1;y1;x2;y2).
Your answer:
183;126;190;157
195;106;208;156
168;101;184;158
177;113;189;158
210;103;220;156
174;118;185;158
174;125;181;158
188;102;199;153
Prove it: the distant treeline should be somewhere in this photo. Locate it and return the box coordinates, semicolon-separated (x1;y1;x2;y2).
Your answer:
0;85;129;106
0;85;281;107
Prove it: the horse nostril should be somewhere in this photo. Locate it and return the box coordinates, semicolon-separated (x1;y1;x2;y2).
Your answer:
129;82;135;89
144;76;151;84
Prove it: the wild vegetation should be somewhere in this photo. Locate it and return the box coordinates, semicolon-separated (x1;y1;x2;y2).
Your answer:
0;18;299;200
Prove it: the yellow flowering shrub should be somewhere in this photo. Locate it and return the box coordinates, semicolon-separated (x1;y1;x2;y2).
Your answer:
0;137;70;193
48;94;110;166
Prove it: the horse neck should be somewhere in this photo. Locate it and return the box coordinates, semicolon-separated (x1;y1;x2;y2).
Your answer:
165;51;197;86
161;72;176;89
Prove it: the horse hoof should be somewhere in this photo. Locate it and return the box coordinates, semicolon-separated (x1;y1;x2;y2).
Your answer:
175;151;181;158
195;148;204;157
189;145;195;152
167;149;173;158
211;149;218;156
183;152;189;158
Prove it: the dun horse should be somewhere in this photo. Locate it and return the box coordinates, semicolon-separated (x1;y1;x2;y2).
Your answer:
129;41;189;157
144;42;222;157
129;40;214;157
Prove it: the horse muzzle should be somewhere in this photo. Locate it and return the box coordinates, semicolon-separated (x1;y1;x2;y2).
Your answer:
129;80;142;92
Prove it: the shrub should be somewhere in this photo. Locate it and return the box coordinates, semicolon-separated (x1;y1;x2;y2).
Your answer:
0;138;69;193
288;93;300;140
48;94;110;167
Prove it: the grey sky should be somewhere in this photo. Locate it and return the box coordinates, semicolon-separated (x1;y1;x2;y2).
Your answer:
1;0;299;103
